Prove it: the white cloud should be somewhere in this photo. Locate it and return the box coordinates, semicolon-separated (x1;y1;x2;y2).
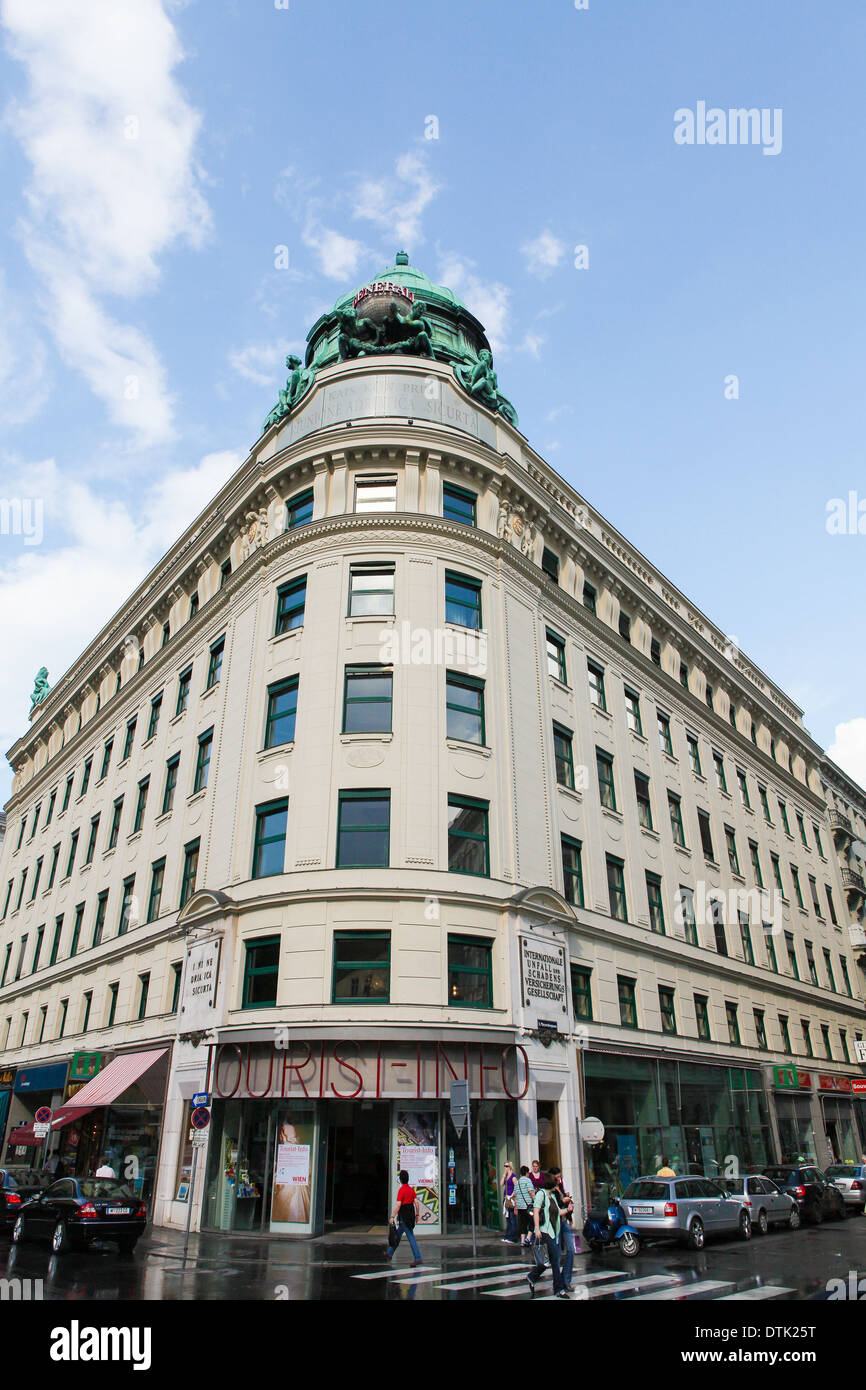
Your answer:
304;227;367;283
545;404;571;422
518;332;545;359
436;252;511;351
352;150;440;249
828;718;866;789
1;0;211;443
228;339;302;388
0;271;49;426
522;230;566;279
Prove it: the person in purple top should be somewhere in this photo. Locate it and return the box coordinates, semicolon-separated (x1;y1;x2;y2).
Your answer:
501;1161;518;1243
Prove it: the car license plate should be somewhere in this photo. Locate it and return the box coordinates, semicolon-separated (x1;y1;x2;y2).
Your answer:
631;1206;653;1214
106;1207;130;1216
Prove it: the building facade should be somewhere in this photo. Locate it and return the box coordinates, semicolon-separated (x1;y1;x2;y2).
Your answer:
0;255;864;1237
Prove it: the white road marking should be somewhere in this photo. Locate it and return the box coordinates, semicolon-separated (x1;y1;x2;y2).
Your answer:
536;1274;680;1300
628;1280;735;1301
373;1262;527;1286
717;1285;795;1300
434;1271;538;1292
486;1271;628;1298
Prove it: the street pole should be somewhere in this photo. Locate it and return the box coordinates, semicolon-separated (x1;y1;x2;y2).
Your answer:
467;1102;477;1258
183;1141;199;1263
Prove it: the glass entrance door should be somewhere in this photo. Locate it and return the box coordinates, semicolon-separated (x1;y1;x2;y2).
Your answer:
325;1103;389;1228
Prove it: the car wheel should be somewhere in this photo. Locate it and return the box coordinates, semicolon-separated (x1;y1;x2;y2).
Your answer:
11;1215;24;1244
757;1209;769;1236
812;1204;823;1226
788;1205;801;1230
688;1217;705;1251
738;1211;752;1241
51;1221;69;1255
618;1230;640;1257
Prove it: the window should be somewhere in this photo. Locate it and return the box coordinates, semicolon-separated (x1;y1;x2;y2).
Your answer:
635;772;653;830
355;475;397;513
286;487;314;528
571;966;592;1020
45;789;56;826
343;666;393;734
739;914;754;965
582;582;597;614
61;774;75;812
695;994;711;1041
813;824;825;858
617;609;631;643
722;825;740;876
447;796;489;876
646;872;665;934
678;886;698;945
0;880;11;921
171;963;182;1014
108;798;123;850
137;973;150;1021
276;576;307;632
823;949;836;992
596;749;616;812
587;661;607;712
765;932;778;973
49;916;63;966
80;757;93;797
446;672;485;745
445;571;482;629
607;856;627;921
736;769;750;809
785;932;799;980
84;817;99;866
686;734;701;776
108;982;119;1028
38;1006;47;1044
92;891;108;947
779;801;791;836
705;682;714;710
448;935;493;1007
546;629;567;683
189;591;199;619
617;976;638;1029
659;987;677;1035
624;688;643;736
194;729;213;793
825;885;838;926
808;874;822;917
561;836;584;907
133;777;149;834
668;793;686;848
771;853;783;893
122;719;137;761
81;992;93;1033
679;661;690;689
713;752;727;793
749;840;763;888
805;940;819;987
796;812;808;848
801;1019;813;1058
242;937;280;1009
180;839;200;906
265;677;299;748
790;864;804;909
176;667;192;716
779;1015;791;1052
337;791;390;870
220;559;232;589
840;958;852;997
348;564;394;617
542;547;560;582
65;830;79;878
0;945;9;988
15;870;28;911
162;620;171;645
754;1010;768;1050
840;1028;850;1064
147;694;163;741
31;924;44;973
443;482;476;526
147;860;165;923
650;637;661;667
99;740;113;780
711;899;727;955
726;1002;741;1046
657;711;673;757
206;637;224;690
118;877;135;935
70;904;84;957
332;931;390;1002
758;785;772;823
698;810;715;862
162;755;180;814
58;999;68;1039
30;857;43;898
553;724;575;789
13;936;27;982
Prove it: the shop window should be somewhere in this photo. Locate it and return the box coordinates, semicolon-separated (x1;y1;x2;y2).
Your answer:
265;677;299;749
242;936;280;1009
445;571;482;630
447;935;493;1007
447;795;489;876
443;482;476;526
286;487;314;529
252;803;287;879
446;672;485;745
348;564;394;617
337;790;390;869
332;930;390;1002
561;836;584;907
570;966;592;1020
617;976;638;1029
343;666;393;734
275;576;306;634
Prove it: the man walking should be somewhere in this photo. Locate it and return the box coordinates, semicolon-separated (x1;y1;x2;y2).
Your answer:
548;1165;576;1291
526;1175;568;1298
384;1169;423;1267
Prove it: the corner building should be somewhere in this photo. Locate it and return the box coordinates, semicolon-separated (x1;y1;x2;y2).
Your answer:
0;255;864;1238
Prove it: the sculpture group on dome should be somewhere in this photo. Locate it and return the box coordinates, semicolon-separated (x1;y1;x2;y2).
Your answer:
30;666;51;712
337;299;434;361
456;348;518;426
263;354;317;431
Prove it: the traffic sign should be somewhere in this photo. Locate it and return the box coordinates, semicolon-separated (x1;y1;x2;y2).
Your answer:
449;1079;469;1139
190;1106;210;1130
191;1131;208;1147
33;1123;50;1139
34;1106;52;1124
192;1093;210;1108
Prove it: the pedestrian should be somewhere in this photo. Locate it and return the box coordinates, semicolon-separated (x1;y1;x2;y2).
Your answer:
514;1165;536;1247
501;1161;519;1244
526;1175;568;1299
548;1164;577;1288
95;1155;116;1179
656;1155;675;1177
529;1158;545;1190
384;1170;423;1267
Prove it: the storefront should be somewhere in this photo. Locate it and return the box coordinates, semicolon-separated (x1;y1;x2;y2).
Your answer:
4;1062;69;1167
192;1036;527;1237
0;1066;14;1153
817;1075;862;1163
772;1069;819;1163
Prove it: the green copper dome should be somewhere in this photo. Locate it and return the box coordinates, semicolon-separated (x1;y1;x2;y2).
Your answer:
331;252;468;314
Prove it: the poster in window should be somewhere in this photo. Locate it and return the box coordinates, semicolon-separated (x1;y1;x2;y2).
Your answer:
271;1116;313;1224
397;1112;439;1225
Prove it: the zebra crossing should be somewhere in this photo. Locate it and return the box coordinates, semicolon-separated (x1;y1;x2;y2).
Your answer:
351;1259;794;1301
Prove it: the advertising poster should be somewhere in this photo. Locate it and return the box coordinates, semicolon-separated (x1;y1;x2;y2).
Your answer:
396;1112;439;1226
270;1116;314;1224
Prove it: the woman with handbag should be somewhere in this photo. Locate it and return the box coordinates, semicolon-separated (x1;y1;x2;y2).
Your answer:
514;1164;536;1248
501;1161;518;1243
548;1165;577;1292
384;1170;423;1266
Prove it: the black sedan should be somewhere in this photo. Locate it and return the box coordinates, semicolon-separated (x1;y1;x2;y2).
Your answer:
12;1177;147;1254
763;1164;846;1224
0;1168;50;1231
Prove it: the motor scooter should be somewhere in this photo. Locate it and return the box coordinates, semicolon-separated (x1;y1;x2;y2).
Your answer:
582;1199;640;1256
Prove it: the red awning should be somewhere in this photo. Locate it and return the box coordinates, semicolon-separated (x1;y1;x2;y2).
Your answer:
49;1105;95;1131
58;1048;167;1109
6;1124;41;1147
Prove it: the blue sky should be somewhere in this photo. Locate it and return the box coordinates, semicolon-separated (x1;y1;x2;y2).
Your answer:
1;0;864;803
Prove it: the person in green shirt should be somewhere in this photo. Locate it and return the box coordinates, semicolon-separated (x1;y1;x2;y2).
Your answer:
526;1175;567;1298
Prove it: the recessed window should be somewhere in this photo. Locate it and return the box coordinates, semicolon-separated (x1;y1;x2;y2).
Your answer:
99;740;114;780
447;795;489;876
170;963;182;1014
790;864;805;909
286;487;314;529
725;1002;740;1046
754;1009;768;1050
242;936;280;1009
206;637;225;690
546;629;567;683
801;1019;813;1058
180;839;200;906
31;925;44;973
679;661;689;689
445;571;482;629
343;666;393;734
796;812;808;848
657;711;673;757
736;769;750;809
83;818;99;866
337;791;390;869
147;860;165;923
635;773;653;831
147;695;163;741
650;638;661;667
561;836;584;907
813;823;825;858
686;734;701;776
778;801;791;836
758;785;772;823
92;891;108;947
348;564;394;617
825;886;838;926
596;749;616;812
785;932;800;980
443;482;476;526
332;930;390;1002
162;756;180;816
771;853;783;893
624;688;642;736
821;1025;833;1061
542;547;559;582
252;802;288;879
618;610;631;642
659;987;677;1035
133;778;149;834
355;475;397;513
668;793;686;848
765;933;778;973
58;998;68;1040
698;810;715;862
713;752;727;793
49;916;63;966
189;592;199;619
446;672;485;745
82;992;93;1034
137;973;150;1022
194;729;213;793
108;982;119;1028
553;724;575;789
118;877;135;935
587;660;607;712
220;559;231;589
448;935;493;1007
162;620;172;645
725;825;740;876
45;789;57;826
65;830;79;878
607;856;627;922
646;872;665;934
275;577;306;634
108;798;123;850
69;904;84;957
176;668;192;717
617;975;638;1029
582;582;597;615
61;773;75;811
805;939;819;987
695;994;711;1041
571;966;592;1020
80;757;93;797
265;677;299;749
739;913;754;965
711;899;727;954
749;840;764;888
678;886;697;945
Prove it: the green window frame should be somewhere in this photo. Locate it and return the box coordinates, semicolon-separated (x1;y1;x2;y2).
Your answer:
582;581;597;614
343;666;393;734
31;924;44;973
137;974;150;1022
668;792;686;848
443;481;476;526
726;1002;741;1046
194;729;213;793
659;987;677;1036
49;916;63;966
332;930;390;1003
570;966;592;1020
736;769;750;808
771;853;783;893
713;752;727;794
45;789;56;826
779;801;791;836
725;825;740;876
176;668;192;716
646;872;665;934
678;886;698;945
739;914;754;965
561;835;584;907
121;720;136;762
29;803;41;839
698;810;715;861
30;856;43;898
821;1024;833;1060
635;772;653;830
754;1010;768;1050
447;935;493;1008
189;591;199;619
801;1019;813;1057
596;749;616;812
92;891;108;947
61;773;75;811
70;904;84;957
355;475;397;513
206;637;224;690
542;547;559;582
749;840;763;887
813;823;825;858
99;740;113;780
147;694;162;741
765;932;778;973
840;1029;850;1064
337;790;390;870
65;830;79;878
108;982;119;1028
840;958;852;997
825;886;838;926
162;756;180;815
624;687;643;736
58;998;68;1039
790;864;804;909
15;870;28;911
617;975;638;1029
171;963;182;1014
180;839;200;907
686;734;701;776
80;757;93;797
286;487;314;529
220;560;231;589
587;660;607;712
133;777;149;834
607;855;627;922
108;798;123;850
808;875;822;917
805;939;819;986
265;677;299;748
785;932;799;980
0;880;11;921
147;860;165;923
242;936;281;1009
84;818;99;865
348;564;394;617
553;724;575;789
82;991;93;1034
46;844;60;890
446;671;485;745
447;795;489;877
118;877;135;935
546;629;567;683
796;811;808;847
276;576;307;633
779;1015;791;1052
445;571;482;630
657;711;673;757
252;802;288;879
759;785;772;823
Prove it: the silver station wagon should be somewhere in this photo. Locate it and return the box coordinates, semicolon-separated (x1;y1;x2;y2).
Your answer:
719;1175;801;1233
621;1176;753;1250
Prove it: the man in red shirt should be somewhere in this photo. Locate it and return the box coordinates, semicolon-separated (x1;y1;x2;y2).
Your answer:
384;1169;423;1265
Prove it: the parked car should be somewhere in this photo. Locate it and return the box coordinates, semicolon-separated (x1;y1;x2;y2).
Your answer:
763;1164;846;1224
823;1164;866;1214
12;1177;147;1254
0;1168;50;1232
620;1175;752;1250
719;1174;801;1233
